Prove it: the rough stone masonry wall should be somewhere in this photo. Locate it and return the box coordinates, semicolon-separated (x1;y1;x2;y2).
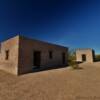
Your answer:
18;36;68;75
76;49;94;63
0;36;19;75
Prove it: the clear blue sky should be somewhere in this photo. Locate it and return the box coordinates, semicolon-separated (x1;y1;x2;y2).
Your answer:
0;0;100;54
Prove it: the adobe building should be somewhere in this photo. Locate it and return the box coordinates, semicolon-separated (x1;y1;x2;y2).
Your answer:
76;49;95;63
0;35;68;75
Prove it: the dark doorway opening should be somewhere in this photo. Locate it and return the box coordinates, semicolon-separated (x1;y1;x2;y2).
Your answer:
33;51;41;68
62;52;66;64
82;54;86;62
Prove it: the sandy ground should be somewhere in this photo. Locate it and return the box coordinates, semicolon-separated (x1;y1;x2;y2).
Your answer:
0;62;100;100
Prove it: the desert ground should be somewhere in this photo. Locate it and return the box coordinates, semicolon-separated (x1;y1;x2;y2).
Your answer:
0;62;100;100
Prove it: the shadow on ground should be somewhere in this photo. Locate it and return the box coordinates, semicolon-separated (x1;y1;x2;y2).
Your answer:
27;63;83;75
32;65;68;73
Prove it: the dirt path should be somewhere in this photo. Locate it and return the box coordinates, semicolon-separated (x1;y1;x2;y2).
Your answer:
0;62;100;100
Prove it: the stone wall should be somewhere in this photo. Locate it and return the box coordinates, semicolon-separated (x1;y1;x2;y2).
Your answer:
18;36;68;74
0;36;19;75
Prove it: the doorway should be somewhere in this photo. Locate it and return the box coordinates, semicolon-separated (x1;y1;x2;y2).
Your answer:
62;52;66;64
33;51;41;68
82;54;86;62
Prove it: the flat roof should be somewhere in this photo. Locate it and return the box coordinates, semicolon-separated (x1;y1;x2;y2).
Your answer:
1;35;68;49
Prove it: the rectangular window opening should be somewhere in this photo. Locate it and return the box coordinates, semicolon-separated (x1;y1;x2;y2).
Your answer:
5;50;9;60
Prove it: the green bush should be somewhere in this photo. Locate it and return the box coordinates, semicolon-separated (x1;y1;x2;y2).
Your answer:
68;49;79;69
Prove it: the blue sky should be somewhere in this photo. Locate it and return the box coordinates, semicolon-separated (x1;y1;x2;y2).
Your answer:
0;0;100;54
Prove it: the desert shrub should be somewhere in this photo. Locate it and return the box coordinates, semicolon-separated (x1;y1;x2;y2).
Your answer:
68;49;79;69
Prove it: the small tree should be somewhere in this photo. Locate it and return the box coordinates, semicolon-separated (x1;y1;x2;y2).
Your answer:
68;49;79;69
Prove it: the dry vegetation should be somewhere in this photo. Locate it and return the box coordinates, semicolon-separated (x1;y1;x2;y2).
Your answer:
0;62;100;100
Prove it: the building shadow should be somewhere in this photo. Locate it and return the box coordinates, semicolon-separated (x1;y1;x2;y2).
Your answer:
32;65;68;73
20;63;84;76
76;61;83;64
31;63;83;74
94;59;100;62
